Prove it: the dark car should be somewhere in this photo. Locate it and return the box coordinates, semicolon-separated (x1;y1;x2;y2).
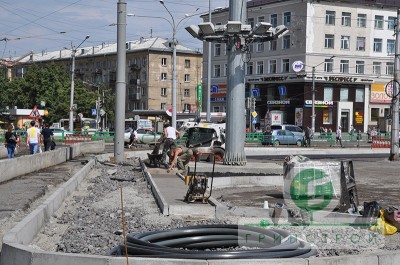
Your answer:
261;129;304;146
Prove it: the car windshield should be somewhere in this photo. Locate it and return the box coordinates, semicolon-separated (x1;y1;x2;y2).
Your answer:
187;127;215;147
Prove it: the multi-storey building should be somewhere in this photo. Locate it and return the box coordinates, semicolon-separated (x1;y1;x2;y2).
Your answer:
11;37;202;116
202;0;399;133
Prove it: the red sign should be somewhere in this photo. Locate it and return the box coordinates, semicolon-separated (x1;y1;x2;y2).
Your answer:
29;105;41;118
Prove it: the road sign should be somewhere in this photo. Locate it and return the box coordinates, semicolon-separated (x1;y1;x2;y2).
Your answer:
278;85;287;96
29;105;41;118
252;88;260;97
252;117;257;124
211;85;218;93
92;109;97;116
252;111;258;118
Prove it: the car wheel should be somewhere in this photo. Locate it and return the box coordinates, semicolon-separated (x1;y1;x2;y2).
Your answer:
274;140;280;146
296;140;302;147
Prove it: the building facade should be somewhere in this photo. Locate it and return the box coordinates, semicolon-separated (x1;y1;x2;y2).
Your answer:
202;0;399;133
11;37;202;117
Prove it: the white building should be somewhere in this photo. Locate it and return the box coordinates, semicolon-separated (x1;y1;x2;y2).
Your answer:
202;0;399;133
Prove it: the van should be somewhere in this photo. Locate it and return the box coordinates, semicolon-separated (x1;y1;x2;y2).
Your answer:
270;124;304;136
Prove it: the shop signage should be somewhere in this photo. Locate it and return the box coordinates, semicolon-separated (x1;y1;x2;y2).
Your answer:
371;84;391;103
262;76;288;82
295;108;303;126
292;61;304;72
267;100;290;105
355;111;364;125
324;76;358;82
304;100;333;105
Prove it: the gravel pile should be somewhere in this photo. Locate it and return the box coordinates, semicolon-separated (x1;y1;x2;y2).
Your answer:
30;156;399;258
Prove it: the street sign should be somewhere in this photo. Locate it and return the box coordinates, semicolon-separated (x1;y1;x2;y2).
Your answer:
92;109;97;116
252;117;257;124
211;85;218;93
29;105;41;118
252;88;260;97
252;111;258;118
278;85;287;96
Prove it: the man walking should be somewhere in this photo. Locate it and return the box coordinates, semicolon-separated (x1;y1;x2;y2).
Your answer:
336;126;343;148
304;126;312;147
41;123;54;151
26;120;41;154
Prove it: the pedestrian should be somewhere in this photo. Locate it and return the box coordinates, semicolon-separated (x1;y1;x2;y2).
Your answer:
4;124;19;158
167;145;198;173
128;127;138;148
336;126;343;147
41;123;54;151
26;120;41;154
160;123;180;168
304;126;312;147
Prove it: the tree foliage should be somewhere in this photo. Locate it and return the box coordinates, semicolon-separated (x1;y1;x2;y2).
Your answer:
0;63;113;125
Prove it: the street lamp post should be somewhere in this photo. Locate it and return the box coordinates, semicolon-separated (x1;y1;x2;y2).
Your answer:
69;35;90;132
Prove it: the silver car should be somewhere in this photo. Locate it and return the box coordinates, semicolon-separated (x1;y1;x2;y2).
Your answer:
262;129;304;146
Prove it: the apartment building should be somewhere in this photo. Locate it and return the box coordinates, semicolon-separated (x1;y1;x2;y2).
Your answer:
203;0;399;133
12;37;202;116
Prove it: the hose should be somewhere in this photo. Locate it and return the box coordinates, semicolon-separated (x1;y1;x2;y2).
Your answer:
109;224;316;259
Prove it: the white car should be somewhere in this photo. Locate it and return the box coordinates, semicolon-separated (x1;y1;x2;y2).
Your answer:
124;128;162;144
50;128;72;139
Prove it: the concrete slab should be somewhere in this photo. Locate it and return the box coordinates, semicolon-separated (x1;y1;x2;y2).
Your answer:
307;254;379;265
191;161;283;176
208;258;308;265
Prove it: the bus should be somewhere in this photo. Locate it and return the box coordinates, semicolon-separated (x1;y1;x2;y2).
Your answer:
125;118;153;130
59;118;97;132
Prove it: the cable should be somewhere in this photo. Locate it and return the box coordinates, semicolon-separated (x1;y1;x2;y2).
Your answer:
110;224;317;259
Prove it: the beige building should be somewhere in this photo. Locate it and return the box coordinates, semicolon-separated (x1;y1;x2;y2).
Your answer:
11;37;202;116
203;0;399;133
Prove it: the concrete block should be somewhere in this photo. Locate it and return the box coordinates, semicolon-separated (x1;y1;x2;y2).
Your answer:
0;243;33;265
377;251;400;265
144;170;169;215
208;258;307;265
29;251;110;265
168;204;215;218
307;254;379;265
109;257;207;265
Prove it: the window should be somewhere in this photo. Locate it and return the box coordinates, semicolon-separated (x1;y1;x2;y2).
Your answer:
342;12;351;26
270;14;277;27
183;104;190;112
371;108;379;122
356;37;365;51
374;15;384;29
161;87;167;96
387;39;395;54
373;62;381;75
341;35;350;49
340;87;349;101
283;35;290;49
247;62;253;75
184;89;190;97
247;17;255;28
213;65;221;77
282;59;290;73
386;62;394;75
357;14;366;27
326;11;335;25
373;38;382;52
355;88;364;102
256;42;264;52
184;74;190;82
324;87;333;101
270;40;277;51
323;109;333;125
224;63;227;77
340;60;349;73
388;16;396;30
161;58;167;66
161;72;167;80
324;58;333;72
184;59;190;68
269;60;277;74
356;61;365;74
160;103;166;110
325;34;334;48
257;16;265;23
283;12;291;26
213;106;221;112
214;44;221;56
256;61;264;74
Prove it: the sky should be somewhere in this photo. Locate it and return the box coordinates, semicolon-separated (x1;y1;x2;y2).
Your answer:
0;0;230;59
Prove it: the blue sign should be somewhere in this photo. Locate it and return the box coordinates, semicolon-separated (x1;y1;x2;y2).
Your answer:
252;117;257;124
211;85;218;93
92;108;97;116
252;88;260;97
211;97;226;102
278;85;287;96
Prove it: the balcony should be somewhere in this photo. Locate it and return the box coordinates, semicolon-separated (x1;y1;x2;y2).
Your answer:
129;93;141;100
130;64;140;71
129;79;140;85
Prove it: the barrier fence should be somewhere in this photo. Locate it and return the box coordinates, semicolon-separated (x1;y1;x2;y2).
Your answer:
371;137;391;148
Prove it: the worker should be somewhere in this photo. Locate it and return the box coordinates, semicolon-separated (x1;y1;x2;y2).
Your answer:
167;145;198;173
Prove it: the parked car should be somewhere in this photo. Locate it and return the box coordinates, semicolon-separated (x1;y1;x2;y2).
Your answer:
261;129;304;146
124;128;162;144
270;124;304;136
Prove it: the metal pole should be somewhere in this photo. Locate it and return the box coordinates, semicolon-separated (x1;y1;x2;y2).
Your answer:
224;0;247;165
311;66;316;133
114;0;127;163
206;0;212;121
69;49;76;132
389;8;400;161
172;29;177;128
